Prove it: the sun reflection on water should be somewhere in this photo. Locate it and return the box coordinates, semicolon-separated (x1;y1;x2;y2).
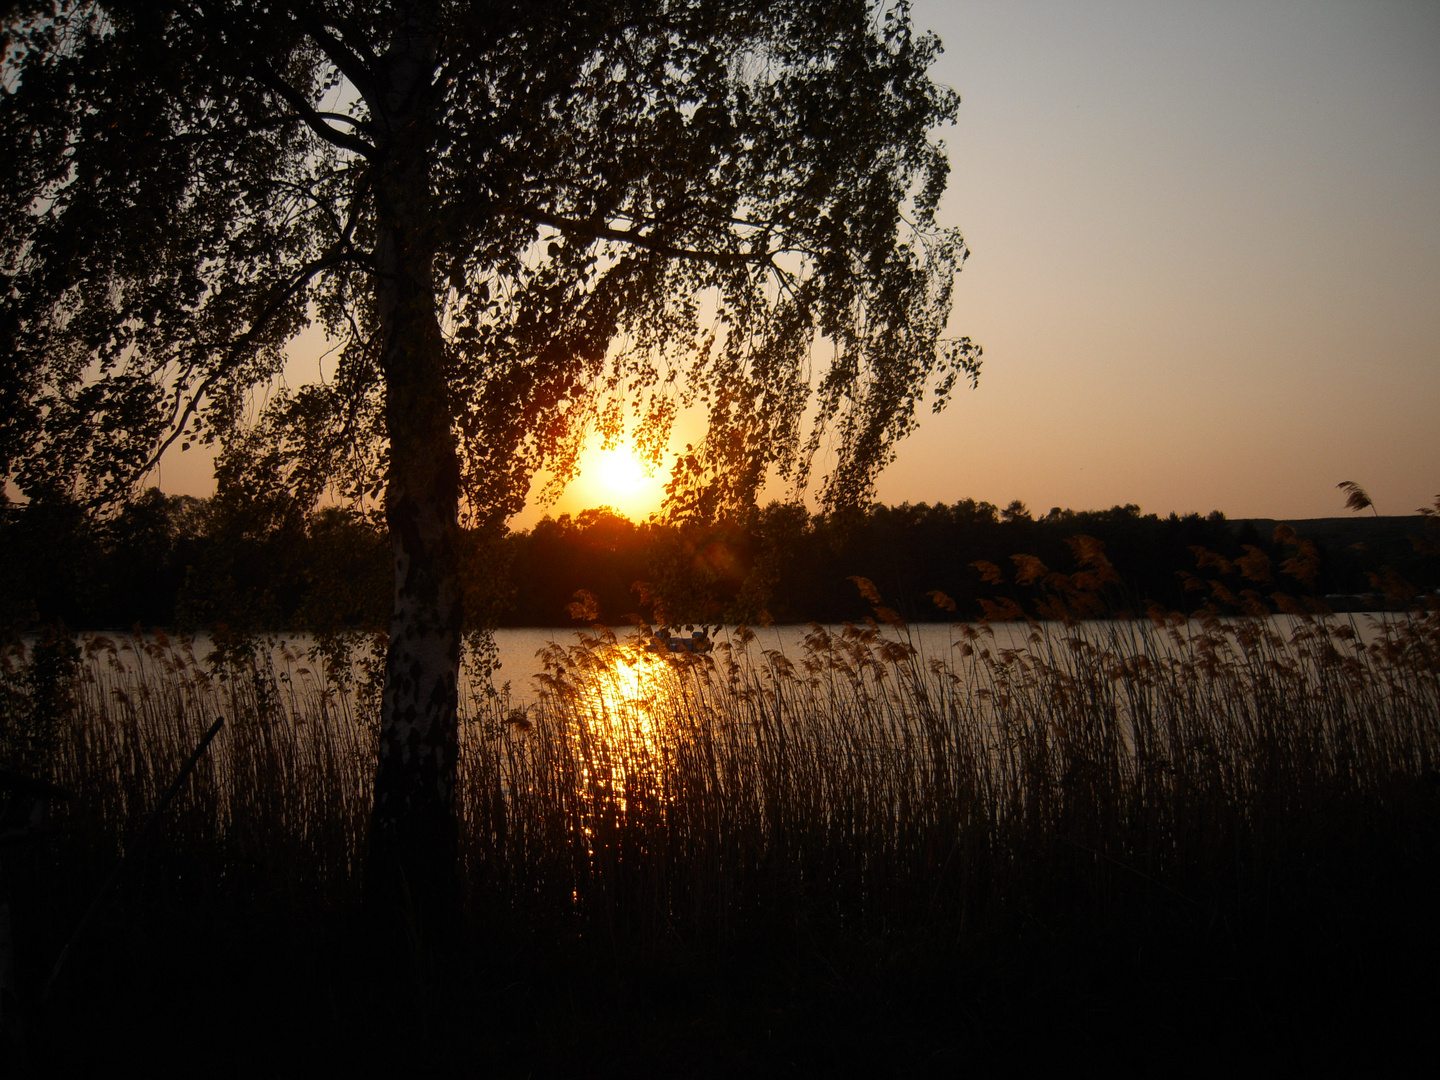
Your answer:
576;640;675;746
536;632;700;809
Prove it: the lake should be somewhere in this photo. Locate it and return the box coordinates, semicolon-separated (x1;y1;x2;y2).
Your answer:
488;622;1017;703
46;611;1412;711
486;613;1408;704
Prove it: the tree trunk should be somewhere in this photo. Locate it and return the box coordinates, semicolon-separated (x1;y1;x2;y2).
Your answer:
363;5;461;929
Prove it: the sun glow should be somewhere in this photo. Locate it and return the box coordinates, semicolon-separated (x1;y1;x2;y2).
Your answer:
594;448;649;495
567;444;666;520
596;650;665;726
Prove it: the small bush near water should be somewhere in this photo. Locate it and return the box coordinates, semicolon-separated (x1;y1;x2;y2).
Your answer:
4;596;1439;1074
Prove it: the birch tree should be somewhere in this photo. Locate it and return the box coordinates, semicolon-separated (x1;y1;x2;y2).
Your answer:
1;0;979;911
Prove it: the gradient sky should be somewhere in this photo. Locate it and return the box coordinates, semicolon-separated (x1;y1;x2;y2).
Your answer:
154;0;1440;525
883;0;1440;522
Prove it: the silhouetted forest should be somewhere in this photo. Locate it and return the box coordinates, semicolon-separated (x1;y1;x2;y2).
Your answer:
2;488;1435;634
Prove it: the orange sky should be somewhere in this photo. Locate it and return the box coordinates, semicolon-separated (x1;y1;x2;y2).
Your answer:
154;0;1440;525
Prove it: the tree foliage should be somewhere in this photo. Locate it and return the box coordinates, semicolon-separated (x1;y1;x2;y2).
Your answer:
2;0;978;521
9;493;1430;635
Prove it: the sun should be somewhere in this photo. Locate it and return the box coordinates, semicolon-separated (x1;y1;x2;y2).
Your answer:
594;448;648;496
562;442;667;520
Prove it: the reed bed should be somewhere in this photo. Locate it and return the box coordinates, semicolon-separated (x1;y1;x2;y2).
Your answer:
11;603;1436;957
3;631;378;918
463;609;1440;949
2;603;1436;1073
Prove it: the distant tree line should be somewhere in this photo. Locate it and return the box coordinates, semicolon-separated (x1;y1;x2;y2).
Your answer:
2;489;1435;635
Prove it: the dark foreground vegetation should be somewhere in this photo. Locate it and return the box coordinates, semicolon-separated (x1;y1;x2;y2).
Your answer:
4;553;1439;1072
3;487;1436;635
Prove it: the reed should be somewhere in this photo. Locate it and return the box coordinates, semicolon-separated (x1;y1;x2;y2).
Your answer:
5;589;1438;1069
9;596;1435;951
462;607;1440;946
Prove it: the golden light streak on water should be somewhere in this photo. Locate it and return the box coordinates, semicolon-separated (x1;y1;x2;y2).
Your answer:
578;641;674;746
548;635;692;816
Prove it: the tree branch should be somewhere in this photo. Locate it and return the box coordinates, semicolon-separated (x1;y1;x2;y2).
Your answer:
255;61;375;157
298;15;381;103
143;247;373;476
184;1;375;149
512;205;771;266
315;109;366;130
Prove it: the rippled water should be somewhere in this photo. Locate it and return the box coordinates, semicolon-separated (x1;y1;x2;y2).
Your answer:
488;622;1042;703
48;613;1411;709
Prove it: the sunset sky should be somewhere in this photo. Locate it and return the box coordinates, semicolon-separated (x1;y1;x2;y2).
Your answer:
877;0;1439;523
154;0;1440;526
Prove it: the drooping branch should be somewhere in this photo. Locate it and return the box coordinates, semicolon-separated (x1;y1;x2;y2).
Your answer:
512;204;772;266
143;246;374;476
183;0;376;153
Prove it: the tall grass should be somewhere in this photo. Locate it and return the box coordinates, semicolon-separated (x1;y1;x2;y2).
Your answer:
3;631;378;919
463;608;1440;950
12;600;1436;957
